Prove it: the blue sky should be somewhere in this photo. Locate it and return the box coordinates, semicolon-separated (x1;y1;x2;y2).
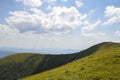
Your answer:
0;0;120;49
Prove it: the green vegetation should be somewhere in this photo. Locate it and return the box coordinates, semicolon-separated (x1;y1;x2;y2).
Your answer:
0;42;120;80
0;53;45;80
0;48;91;80
22;42;120;80
0;53;36;64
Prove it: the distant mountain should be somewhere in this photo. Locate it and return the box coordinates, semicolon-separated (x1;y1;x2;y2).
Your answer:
22;42;120;80
0;47;80;58
0;50;16;58
0;42;120;80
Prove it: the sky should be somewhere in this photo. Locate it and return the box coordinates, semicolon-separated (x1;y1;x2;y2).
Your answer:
0;0;120;50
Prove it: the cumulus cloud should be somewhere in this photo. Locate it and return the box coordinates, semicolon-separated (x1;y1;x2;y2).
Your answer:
5;11;40;33
115;31;120;36
81;20;105;37
81;20;101;32
103;6;120;25
0;24;18;34
75;1;83;8
16;0;42;7
6;7;87;34
0;24;20;40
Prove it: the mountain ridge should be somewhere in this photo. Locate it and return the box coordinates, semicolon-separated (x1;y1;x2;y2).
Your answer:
22;42;120;80
0;42;120;80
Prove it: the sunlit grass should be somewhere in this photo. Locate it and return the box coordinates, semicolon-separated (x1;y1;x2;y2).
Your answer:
22;42;120;80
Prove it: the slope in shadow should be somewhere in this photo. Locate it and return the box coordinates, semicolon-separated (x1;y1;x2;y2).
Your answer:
0;42;119;80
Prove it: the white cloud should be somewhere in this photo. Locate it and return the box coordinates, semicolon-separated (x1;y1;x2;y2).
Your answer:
81;20;101;32
115;31;120;36
1;0;120;50
75;1;83;8
81;20;105;37
0;24;20;41
5;11;40;33
103;6;120;25
16;0;42;7
0;24;18;34
6;7;87;34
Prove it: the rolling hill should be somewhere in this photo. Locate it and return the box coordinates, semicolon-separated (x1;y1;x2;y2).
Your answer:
22;42;120;80
0;53;45;80
0;50;86;80
0;42;120;80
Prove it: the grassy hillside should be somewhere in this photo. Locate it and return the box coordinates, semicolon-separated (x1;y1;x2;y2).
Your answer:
0;53;45;80
0;51;86;80
22;42;120;80
1;42;110;80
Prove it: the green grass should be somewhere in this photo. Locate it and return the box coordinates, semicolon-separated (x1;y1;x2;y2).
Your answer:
0;49;87;80
0;53;46;80
22;42;120;80
0;53;35;64
0;42;120;80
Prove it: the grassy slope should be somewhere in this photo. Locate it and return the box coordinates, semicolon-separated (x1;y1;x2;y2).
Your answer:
22;42;120;80
0;52;81;80
0;41;103;80
0;53;46;80
0;53;37;64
